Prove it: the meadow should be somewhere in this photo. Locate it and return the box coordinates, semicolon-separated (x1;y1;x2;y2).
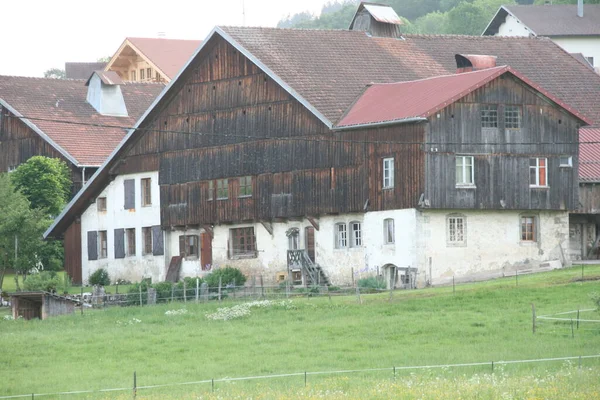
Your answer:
1;265;599;399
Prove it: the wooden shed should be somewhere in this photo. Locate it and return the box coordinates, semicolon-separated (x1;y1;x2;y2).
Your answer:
10;292;77;320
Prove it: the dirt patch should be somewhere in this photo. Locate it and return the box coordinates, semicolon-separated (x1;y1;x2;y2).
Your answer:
571;275;600;282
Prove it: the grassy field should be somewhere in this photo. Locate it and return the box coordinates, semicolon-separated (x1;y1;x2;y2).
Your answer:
0;265;599;399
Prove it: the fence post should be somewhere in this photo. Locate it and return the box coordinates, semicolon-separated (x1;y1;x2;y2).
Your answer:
579;355;582;369
133;371;137;399
286;279;290;299
212;378;214;392
327;285;331;303
393;366;396;378
491;361;494;372
516;269;518;287
577;309;580;329
116;282;119;294
356;286;361;304
581;263;584;281
80;286;83;315
351;268;354;287
571;318;574;338
183;280;187;304
196;278;199;304
139;285;143;307
260;275;265;299
304;371;307;387
531;303;536;334
453;276;455;294
218;277;222;303
233;278;236;300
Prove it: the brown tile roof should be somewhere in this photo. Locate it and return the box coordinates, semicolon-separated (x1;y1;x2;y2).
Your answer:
0;76;164;166
126;37;202;79
485;5;600;37
221;27;600;127
65;62;107;80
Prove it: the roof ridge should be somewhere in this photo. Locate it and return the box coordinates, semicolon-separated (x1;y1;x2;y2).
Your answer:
0;75;86;82
369;66;509;86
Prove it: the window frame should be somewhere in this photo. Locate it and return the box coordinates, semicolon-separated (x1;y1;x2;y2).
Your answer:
481;104;498;128
520;215;537;242
125;228;136;257
139;68;145;81
146;67;152;80
504;105;522;129
229;227;257;258
559;156;573;168
216;179;229;200
239;176;252;198
529;157;548;188
179;235;199;259
335;223;348;249
142;227;153;255
455;155;475;187
383;218;395;244
130;70;136;81
141;178;152;207
98;230;108;259
208;180;214;201
350;221;362;247
446;214;467;247
97;197;107;212
383;157;395;189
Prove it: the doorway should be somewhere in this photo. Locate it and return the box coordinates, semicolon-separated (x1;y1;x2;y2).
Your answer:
200;232;212;271
305;226;315;263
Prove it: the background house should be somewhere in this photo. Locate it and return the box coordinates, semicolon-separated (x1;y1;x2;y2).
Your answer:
482;2;600;71
65;62;108;80
45;2;600;287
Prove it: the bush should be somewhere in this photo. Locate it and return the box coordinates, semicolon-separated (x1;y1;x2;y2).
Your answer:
358;276;386;291
205;267;246;288
23;271;62;292
591;292;600;310
126;281;150;306
153;281;175;303
89;268;110;286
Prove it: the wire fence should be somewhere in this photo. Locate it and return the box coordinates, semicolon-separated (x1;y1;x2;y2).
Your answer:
1;354;599;399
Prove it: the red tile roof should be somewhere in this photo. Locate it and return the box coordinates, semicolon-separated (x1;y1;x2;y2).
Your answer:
126;37;202;80
0;76;164;166
579;127;600;182
65;62;107;80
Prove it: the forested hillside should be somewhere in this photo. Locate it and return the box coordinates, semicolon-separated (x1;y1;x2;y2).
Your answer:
277;0;599;35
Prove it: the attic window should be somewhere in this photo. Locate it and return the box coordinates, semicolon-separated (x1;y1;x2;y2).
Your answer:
505;106;521;129
481;105;498;128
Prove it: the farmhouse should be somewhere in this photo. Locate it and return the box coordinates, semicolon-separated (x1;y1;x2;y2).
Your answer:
482;2;600;71
45;3;600;287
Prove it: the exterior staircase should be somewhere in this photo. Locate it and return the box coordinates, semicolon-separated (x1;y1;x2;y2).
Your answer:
287;250;330;286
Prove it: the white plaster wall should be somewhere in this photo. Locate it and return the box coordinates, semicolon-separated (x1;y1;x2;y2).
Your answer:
81;171;164;284
363;209;418;277
496;14;532;37
165;228;204;278
552;37;600;68
419;210;570;285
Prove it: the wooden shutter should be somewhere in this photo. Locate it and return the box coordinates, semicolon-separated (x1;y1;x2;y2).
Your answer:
114;228;125;259
179;235;186;256
124;179;135;210
87;231;98;260
152;225;164;256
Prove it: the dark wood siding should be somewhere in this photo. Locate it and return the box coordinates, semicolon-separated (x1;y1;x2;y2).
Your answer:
576;183;600;214
424;76;580;211
63;221;82;284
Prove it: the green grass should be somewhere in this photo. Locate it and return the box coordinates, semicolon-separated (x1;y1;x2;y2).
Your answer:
1;265;599;399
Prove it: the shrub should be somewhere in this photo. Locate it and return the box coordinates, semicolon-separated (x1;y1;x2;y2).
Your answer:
175;277;202;299
89;268;111;286
358;276;386;291
153;281;175;303
126;281;150;306
23;271;62;292
591;292;600;310
205;267;246;288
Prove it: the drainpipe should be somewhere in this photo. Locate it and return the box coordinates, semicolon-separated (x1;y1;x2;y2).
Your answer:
81;167;86;186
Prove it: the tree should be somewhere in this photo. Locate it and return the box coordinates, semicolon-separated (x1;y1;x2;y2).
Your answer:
97;56;112;63
414;11;449;34
10;156;72;217
43;68;66;79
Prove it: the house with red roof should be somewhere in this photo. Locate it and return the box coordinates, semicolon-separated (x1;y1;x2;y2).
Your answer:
104;37;202;83
45;2;600;287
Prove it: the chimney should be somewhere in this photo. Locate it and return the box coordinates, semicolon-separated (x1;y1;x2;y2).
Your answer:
85;71;128;117
349;2;403;38
578;0;583;17
455;54;497;73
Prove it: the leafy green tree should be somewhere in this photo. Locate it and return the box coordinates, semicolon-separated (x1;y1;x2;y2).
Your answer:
534;0;600;4
43;68;66;79
413;11;449;33
11;156;71;217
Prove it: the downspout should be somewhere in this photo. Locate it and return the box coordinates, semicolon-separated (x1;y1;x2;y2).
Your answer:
81;167;86;186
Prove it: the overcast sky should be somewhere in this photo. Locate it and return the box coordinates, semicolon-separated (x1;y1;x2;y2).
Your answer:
0;0;331;77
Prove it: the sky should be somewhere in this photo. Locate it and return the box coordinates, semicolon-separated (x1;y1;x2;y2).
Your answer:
0;0;332;77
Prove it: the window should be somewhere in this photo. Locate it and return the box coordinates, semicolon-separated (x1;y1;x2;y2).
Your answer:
481;105;498;128
230;227;256;257
141;178;151;206
217;179;229;199
208;180;214;201
7;165;17;173
560;156;573;167
179;235;199;258
530;158;547;187
287;228;300;250
335;223;348;248
143;227;153;255
155;71;161;82
97;197;107;212
239;176;252;197
520;216;536;242
586;56;594;67
126;228;136;257
98;231;107;259
447;215;466;246
351;222;362;247
456;156;474;186
146;68;152;80
383;158;394;189
139;68;145;81
384;218;394;244
131;70;136;81
505;106;521;129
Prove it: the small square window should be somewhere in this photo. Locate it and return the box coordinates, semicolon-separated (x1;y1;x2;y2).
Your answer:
481;105;498;128
97;197;107;212
505;106;521;129
559;156;572;167
179;235;199;258
230;228;256;258
521;216;536;242
447;215;466;246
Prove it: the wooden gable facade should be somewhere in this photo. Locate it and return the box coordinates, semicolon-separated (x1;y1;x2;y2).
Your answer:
111;34;425;229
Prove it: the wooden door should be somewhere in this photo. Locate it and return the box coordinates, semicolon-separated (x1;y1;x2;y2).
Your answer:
305;227;315;263
200;233;212;271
